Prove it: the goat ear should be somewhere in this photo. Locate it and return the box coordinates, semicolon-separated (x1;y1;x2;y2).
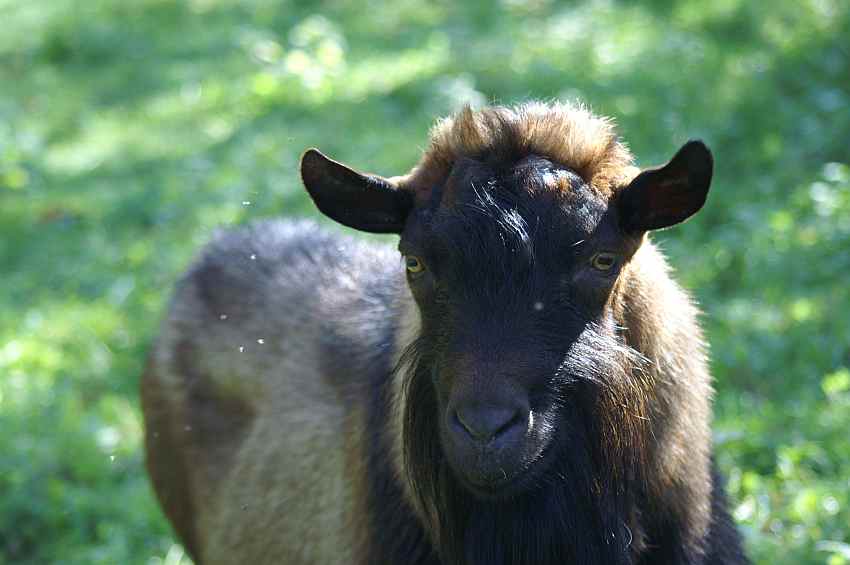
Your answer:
300;149;413;234
619;140;713;232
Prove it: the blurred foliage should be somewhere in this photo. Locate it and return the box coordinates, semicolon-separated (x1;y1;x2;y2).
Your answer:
1;0;849;563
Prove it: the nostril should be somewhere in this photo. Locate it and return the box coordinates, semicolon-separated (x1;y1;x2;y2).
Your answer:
454;406;524;443
454;410;480;440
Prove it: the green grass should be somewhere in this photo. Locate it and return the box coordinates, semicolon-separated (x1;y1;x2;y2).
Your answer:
1;0;849;563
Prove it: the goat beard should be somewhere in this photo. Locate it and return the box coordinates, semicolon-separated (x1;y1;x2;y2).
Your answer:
398;327;651;565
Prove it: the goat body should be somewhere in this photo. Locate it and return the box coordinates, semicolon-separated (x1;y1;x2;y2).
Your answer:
142;103;749;565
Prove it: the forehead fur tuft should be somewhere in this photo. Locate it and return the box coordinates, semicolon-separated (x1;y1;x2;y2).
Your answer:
404;102;639;198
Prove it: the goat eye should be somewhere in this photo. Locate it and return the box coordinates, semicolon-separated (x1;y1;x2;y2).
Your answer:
590;252;618;272
405;255;425;275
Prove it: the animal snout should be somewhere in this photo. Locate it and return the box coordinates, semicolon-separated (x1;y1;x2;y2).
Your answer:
444;396;533;492
452;404;527;445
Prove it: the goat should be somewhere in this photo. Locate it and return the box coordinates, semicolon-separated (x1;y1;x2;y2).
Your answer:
142;102;749;564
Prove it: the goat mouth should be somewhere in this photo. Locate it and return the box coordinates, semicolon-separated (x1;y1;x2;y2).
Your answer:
459;470;526;500
453;443;552;501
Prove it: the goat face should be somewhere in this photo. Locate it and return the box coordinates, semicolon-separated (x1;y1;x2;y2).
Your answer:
396;154;648;497
301;112;712;501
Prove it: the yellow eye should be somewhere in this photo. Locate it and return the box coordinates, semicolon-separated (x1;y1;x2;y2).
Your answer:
590;252;618;272
405;255;425;274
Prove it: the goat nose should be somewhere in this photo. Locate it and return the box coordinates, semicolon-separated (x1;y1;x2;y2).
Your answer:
453;405;525;443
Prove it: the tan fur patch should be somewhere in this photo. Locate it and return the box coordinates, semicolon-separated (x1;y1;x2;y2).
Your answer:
616;241;713;554
388;288;437;533
401;102;640;200
140;354;202;562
